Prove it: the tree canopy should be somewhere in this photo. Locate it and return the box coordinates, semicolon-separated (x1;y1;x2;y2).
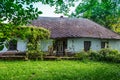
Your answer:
71;0;120;31
0;0;77;25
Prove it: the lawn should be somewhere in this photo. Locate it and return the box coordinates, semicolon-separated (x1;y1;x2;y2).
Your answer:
0;60;120;80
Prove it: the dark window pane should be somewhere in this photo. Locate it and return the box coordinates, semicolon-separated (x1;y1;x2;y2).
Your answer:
101;41;109;48
84;41;91;51
9;39;17;50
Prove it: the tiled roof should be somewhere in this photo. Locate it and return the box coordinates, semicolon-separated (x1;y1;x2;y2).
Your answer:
31;17;120;39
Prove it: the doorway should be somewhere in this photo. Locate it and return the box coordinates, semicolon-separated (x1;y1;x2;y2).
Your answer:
54;39;67;56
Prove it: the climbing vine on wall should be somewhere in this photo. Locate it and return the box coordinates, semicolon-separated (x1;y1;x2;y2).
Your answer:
0;23;50;59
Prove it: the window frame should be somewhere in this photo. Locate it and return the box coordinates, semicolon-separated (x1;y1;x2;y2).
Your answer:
101;40;109;49
84;41;91;51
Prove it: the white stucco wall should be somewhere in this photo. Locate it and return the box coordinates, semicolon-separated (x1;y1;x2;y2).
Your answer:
17;38;120;52
1;38;120;53
17;39;27;52
67;38;101;52
40;39;53;51
109;40;120;51
67;38;120;52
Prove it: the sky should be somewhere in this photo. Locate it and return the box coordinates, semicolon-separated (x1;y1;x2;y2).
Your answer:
34;3;63;17
33;2;80;17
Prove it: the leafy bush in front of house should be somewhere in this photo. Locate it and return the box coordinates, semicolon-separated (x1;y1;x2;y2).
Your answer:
88;50;100;60
74;51;89;60
98;48;120;62
26;42;46;60
75;48;120;63
27;50;45;60
88;48;120;63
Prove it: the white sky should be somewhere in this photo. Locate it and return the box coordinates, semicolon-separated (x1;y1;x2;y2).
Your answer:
33;1;81;17
34;3;63;17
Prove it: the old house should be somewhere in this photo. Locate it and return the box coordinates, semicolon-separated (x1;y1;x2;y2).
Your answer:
1;17;120;56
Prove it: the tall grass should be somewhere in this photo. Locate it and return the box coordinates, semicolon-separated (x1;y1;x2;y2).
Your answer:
0;60;120;80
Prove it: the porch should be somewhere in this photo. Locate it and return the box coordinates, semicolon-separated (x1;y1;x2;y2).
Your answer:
0;51;26;60
0;51;76;60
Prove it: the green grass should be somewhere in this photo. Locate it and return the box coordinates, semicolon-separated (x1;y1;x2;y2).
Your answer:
0;60;120;80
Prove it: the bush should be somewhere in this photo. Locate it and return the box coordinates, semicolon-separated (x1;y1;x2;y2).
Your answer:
27;50;45;60
74;51;89;60
98;48;120;62
26;43;46;60
88;50;100;60
74;49;120;63
83;49;120;63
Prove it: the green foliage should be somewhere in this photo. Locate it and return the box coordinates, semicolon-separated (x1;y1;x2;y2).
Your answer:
26;49;45;60
74;48;120;63
98;48;120;62
71;0;120;30
89;48;120;62
26;42;46;60
0;38;5;51
0;61;120;80
22;26;50;60
54;0;77;16
15;26;50;41
0;24;50;41
74;51;89;60
0;24;17;41
0;0;42;25
0;24;14;40
88;50;100;60
0;45;4;51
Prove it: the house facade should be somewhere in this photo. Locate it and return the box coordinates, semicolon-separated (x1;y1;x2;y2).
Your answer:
1;17;120;56
40;38;120;56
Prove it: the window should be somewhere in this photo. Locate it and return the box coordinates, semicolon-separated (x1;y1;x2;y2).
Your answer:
101;41;109;48
9;39;17;50
84;41;91;51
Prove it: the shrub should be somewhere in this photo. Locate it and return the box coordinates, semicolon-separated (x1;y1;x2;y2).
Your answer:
74;51;89;60
98;48;120;62
26;42;46;60
74;49;120;63
26;50;45;60
88;50;100;60
86;49;120;63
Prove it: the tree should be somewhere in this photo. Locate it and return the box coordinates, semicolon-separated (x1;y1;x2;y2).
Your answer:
0;0;77;25
71;0;120;31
